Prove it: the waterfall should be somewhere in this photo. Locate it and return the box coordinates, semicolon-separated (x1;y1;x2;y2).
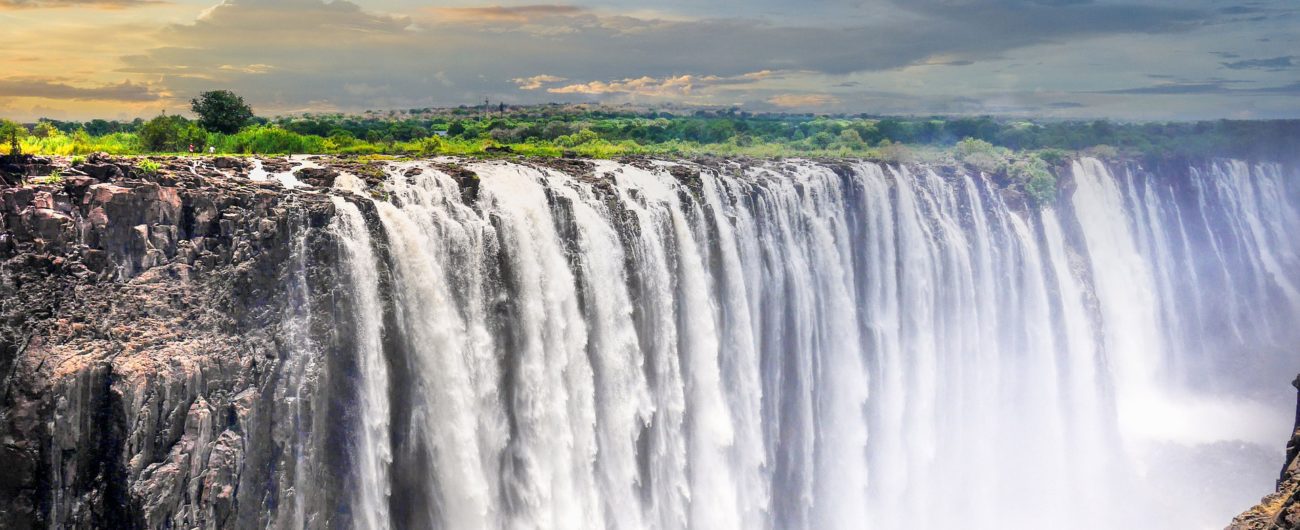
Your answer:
313;157;1299;530
331;197;393;530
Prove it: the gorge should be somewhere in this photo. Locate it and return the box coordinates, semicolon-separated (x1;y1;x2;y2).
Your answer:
0;153;1297;529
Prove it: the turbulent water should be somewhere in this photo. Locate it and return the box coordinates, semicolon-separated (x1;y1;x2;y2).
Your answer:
282;157;1298;529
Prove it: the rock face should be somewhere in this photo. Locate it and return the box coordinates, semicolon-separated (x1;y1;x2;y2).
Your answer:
1230;376;1300;530
0;155;343;529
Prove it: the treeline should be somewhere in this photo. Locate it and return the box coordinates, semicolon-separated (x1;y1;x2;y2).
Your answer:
4;105;1298;161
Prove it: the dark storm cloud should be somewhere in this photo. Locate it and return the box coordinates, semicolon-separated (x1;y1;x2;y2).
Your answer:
1221;56;1295;70
1097;80;1300;95
1218;5;1265;15
1099;83;1228;95
0;77;159;100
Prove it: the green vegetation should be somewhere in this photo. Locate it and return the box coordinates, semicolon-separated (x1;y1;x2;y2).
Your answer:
7;106;1295;162
136;159;161;175
4;98;1297;207
1;119;26;156
33;170;63;185
191;90;255;134
1009;156;1058;206
139;114;207;152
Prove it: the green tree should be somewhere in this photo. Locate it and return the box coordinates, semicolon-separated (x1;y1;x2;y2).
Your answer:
0;120;26;155
190;90;254;134
139;114;207;152
139;115;183;151
32;121;59;139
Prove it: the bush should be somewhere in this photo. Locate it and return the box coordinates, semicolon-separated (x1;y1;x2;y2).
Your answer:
1008;155;1057;206
837;129;866;149
137;159;161;175
956;137;1011;174
1035;148;1070;166
220;125;326;154
139;115;207;152
878;141;915;164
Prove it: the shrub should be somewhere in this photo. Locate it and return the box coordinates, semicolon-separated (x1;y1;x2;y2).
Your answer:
878;141;915;164
956;137;1011;174
34;170;63;185
139;115;206;152
137;159;161;175
221;126;327;154
1008;155;1057;206
1035;148;1070;166
837;129;866;149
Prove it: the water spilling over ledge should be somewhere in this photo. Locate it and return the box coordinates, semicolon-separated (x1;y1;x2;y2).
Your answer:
0;155;1296;529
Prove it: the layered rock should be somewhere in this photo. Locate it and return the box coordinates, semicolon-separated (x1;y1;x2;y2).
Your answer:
0;155;341;529
1230;376;1300;530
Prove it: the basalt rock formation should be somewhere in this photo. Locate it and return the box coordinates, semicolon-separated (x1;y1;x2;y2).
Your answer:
0;155;340;528
1229;375;1300;530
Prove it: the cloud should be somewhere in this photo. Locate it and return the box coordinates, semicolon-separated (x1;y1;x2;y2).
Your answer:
13;0;1297;119
548;75;697;96
1101;83;1227;95
0;0;157;8
1097;80;1300;96
219;64;276;75
766;93;838;108
0;77;159;101
513;75;567;90
546;71;776;98
427;4;586;23
1221;56;1294;71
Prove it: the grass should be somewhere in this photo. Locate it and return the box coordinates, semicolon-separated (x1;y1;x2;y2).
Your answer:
136;159;161;175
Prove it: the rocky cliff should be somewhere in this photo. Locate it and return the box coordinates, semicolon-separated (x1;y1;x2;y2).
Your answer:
1229;376;1300;530
0;154;344;528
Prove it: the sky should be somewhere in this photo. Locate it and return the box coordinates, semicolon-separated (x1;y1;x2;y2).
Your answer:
0;0;1297;121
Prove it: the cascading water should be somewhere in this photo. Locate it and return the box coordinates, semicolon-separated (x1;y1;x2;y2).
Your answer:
305;156;1299;529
